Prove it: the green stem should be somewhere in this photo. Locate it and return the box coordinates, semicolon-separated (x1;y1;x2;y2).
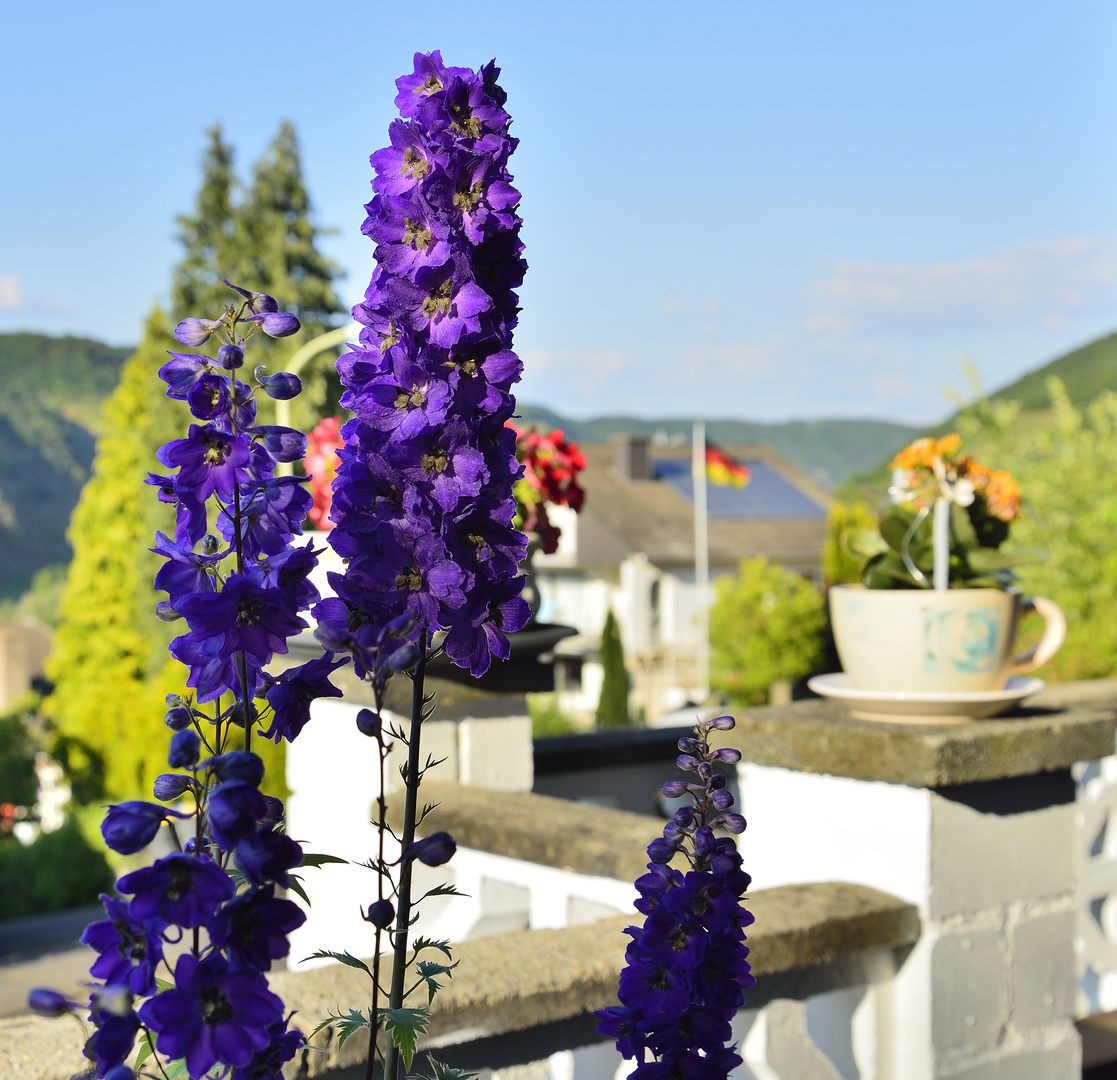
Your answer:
381;636;429;1080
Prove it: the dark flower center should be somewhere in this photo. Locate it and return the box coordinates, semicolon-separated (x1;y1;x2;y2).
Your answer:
167;862;193;901
395;566;423;591
201;986;234;1026
402;218;432;251
394;385;426;410
420;448;449;475
453;182;483;213
203;438;228;466
650;968;669;990
236;596;266;627
421;74;442;95
449;102;482;138
401;147;430;180
378;318;401;356
443;355;479;376
113;919;147;964
422;280;454;319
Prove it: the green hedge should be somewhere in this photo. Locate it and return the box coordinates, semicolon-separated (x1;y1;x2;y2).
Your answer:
0;819;113;920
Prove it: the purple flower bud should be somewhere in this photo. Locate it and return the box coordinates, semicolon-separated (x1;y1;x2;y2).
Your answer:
697;761;711;780
315;623;352;651
153;774;196;801
708;772;727;790
646;836;677;864
356;709;383;738
174;318;222;346
363;898;395;929
676;755;700;772
165;693;184;707
28;988;78;1017
155;601;183;622
254;366;302;399
404;831;456;866
164;706;193;731
168;729;201;769
694;826;716;856
218;343;245;369
223;278;279;314
387;643;420;672
716;813;747;834
661;780;688;798
206;751;265;787
101;802;167;854
672;806;694;827
705;714;736;731
261;796;285;822
711;788;734;810
712;747;742;764
383;613;417;638
251;312;301;338
677;737;702;754
251;426;307;463
201;533;220;555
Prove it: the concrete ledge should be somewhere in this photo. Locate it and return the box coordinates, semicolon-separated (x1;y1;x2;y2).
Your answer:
0;882;918;1079
386;782;660;883
712;697;1117;787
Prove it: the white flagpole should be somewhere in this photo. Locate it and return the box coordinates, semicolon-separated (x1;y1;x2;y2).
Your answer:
692;421;710;701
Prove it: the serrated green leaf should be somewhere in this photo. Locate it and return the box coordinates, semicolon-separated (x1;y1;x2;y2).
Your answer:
416;959;458;1004
304;950;373;978
420;883;465;900
410;936;453;960
380;1007;429;1071
299;852;349;868
309;1007;374;1052
286;874;311;906
424;1055;478;1080
133;1030;155;1070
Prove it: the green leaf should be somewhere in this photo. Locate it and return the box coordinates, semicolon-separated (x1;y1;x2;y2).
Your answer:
304;950;373;978
299;852;349;868
310;1007;375;1052
154;977;176;993
410;936;453;960
380;1007;430;1071
416;959;458;1004
842;527;889;561
950;500;979;550
423;1056;478;1080
133;1030;156;1071
420;883;465;900
966;546;1047;571
286;874;311;906
163;1059;188;1080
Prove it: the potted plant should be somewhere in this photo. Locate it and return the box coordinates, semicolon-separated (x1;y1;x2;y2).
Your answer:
827;435;1065;696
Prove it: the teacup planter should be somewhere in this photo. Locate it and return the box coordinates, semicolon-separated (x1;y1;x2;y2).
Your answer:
828;584;1065;695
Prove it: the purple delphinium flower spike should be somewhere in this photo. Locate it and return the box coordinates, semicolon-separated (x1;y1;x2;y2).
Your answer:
324;52;529;677
596;715;755;1080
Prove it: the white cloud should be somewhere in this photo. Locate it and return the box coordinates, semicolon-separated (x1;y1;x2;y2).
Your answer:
809;238;1117;334
0;276;24;311
680;341;780;379
872;374;912;398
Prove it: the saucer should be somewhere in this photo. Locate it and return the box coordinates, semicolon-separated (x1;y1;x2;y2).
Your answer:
806;673;1046;724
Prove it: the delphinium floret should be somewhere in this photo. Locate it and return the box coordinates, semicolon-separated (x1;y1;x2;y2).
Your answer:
596;715;755;1080
31;281;348;1079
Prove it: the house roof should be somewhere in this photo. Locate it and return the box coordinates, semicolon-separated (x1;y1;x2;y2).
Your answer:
572;443;831;572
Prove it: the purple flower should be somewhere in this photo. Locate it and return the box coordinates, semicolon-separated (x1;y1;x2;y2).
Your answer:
206;780;269;851
101;801;187;856
83;896;164;996
209;885;306;971
159;352;209;399
188;373;233;420
118;853;234;928
223;278;279;315
175;318;223;346
231;1019;304;1080
139;951;283;1077
157;424;253;504
262;654;348;742
206;750;266;786
152;530;226;603
234;826;303;888
153;773;197;801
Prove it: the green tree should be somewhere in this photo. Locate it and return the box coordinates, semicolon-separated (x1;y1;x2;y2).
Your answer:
595;610;630;729
822;501;878;587
710;557;827;706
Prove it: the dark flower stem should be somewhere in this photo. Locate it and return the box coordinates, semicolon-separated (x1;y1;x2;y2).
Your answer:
381;634;429;1080
365;730;390;1080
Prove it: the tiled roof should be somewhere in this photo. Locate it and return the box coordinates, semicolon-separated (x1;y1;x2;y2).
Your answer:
654;459;827;520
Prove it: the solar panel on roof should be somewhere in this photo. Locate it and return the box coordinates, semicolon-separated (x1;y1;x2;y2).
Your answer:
654;460;826;520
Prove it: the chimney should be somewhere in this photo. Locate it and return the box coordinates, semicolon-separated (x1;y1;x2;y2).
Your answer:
612;434;651;481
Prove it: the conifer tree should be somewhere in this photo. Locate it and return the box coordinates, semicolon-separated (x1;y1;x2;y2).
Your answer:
595;610;631;729
45;121;338;801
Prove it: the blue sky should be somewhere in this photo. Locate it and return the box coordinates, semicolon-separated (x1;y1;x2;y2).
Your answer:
2;0;1115;424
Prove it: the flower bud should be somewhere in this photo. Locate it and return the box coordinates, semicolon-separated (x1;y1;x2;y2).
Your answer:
217;343;245;369
165;706;193;731
153;774;196;801
261;796;285;822
387;643;420;672
101;802;166;854
27;988;78;1017
715;813;746;834
254;366;302;400
677;737;702;754
661;780;688;798
646;836;677;864
708;772;727;790
403;831;456;867
168;729;201;769
712;747;742;764
155;601;183;622
174;318;222;347
676;754;700;773
672;806;694;827
166;693;184;708
251;426;307;463
384;613;417;638
356;709;383;738
694;826;716;856
206;750;265;786
251;312;301;338
363;898;395;929
711;788;734;810
704;714;736;731
315;623;351;651
223;278;279;314
201;534;220;555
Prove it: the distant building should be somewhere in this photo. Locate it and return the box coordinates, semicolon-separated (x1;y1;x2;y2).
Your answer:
0;622;52;711
533;436;830;721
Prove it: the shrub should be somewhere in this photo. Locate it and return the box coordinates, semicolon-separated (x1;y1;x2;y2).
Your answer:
527;693;578;738
0;818;114;919
595;610;630;729
710;556;827;706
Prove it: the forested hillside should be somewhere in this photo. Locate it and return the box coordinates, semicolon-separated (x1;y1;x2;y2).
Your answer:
0;333;130;598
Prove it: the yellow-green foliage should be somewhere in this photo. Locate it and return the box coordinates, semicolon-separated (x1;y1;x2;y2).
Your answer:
710;556;827;706
822;501;878;587
957;379;1117;682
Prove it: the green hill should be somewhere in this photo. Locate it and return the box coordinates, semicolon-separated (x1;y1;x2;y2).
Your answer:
985;331;1117;412
517;405;919;492
0;333;131;599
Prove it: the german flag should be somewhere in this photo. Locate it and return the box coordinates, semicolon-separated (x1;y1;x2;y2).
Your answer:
706;445;750;487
